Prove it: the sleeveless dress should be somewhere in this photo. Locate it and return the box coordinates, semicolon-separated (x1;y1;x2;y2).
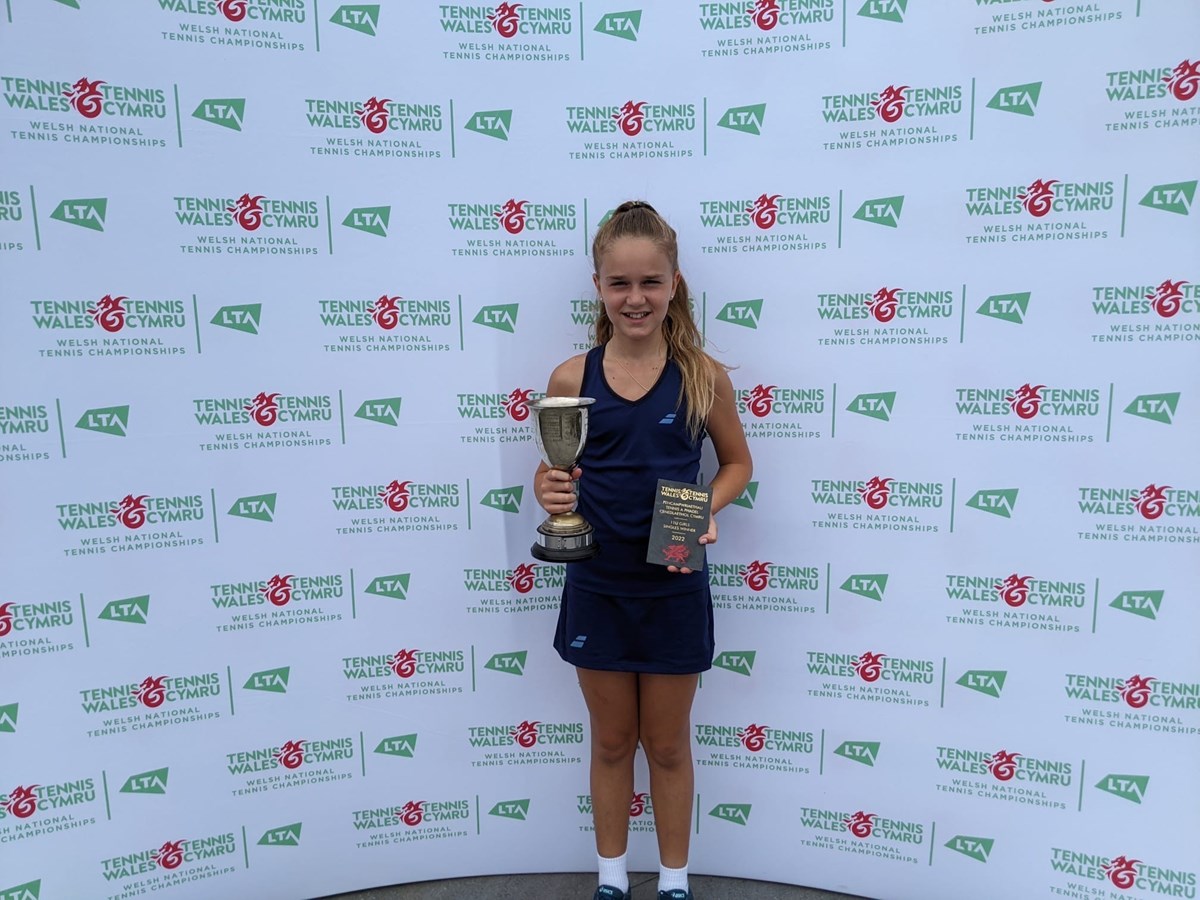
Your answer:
552;345;715;674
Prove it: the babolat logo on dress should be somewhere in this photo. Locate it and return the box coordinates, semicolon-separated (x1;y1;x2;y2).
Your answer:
1089;278;1198;345
467;720;584;769
341;648;469;701
1049;848;1197;899
192;390;336;452
736;383;824;440
99;833;239;894
807;651;937;707
0;777;102;843
698;193;832;254
0;403;53;464
351;799;471;849
304;94;446;159
0;598;80;660
695;1;835;58
1062;673;1200;740
810;475;947;534
209;572;346;633
447;199;578;257
795;807;924;866
820;81;965;152
79;672;224;739
708;560;820;615
563;98;700;161
28;297;193;359
318;296;455;355
954;383;1105;444
458;388;543;444
935;746;1074;810
943;572;1088;634
463;562;565;614
55;492;208;558
225;736;356;797
576;792;656;834
1102;58;1200;134
693;722;814;775
963;177;1117;244
438;5;577;63
174;192;321;256
970;1;1124;37
2;75;171;149
330;479;464;535
813;285;955;348
1075;484;1200;546
155;0;309;53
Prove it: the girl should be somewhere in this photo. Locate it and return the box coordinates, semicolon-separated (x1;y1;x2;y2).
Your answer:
535;201;753;900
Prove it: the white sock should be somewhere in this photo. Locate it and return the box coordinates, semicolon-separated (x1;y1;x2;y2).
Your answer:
598;852;629;893
659;862;688;893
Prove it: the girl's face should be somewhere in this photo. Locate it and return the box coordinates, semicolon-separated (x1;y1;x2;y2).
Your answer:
593;237;680;343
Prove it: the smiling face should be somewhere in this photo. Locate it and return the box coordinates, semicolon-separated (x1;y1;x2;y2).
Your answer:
593;236;681;345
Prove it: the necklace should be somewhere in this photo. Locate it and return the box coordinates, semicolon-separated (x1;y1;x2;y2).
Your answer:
608;346;665;395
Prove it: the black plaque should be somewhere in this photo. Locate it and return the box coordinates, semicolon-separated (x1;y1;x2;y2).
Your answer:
646;479;713;568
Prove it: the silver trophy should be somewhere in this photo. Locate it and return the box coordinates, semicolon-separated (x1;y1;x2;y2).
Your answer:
530;397;600;562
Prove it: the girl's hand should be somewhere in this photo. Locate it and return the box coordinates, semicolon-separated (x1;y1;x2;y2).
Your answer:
537;466;582;515
668;514;717;575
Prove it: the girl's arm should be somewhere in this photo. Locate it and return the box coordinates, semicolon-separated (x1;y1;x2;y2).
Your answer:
533;355;587;515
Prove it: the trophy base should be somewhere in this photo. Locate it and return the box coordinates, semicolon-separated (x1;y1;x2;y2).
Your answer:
531;515;599;562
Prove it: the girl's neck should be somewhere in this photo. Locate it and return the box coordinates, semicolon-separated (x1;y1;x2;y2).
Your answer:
606;333;666;362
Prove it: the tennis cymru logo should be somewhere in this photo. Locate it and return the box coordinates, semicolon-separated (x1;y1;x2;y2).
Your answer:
465;109;512;141
120;768;169;795
155;1;309;54
0;598;79;661
819;286;953;323
318;296;455;355
956;670;1007;699
1109;589;1163;621
342;206;390;237
820;80;965;152
975;291;1030;325
934;746;1074;810
736;383;824;440
1089;279;1198;345
1076;484;1200;546
964;177;1116;244
342;648;469;701
193;390;335;453
594;10;640;40
174;192;321;255
55;491;208;558
814;285;954;349
364;573;411;602
192;98;245;131
794;806;923;865
1139;180;1195;216
438;5;577;63
468;720;584;770
0;404;48;435
986;81;1041;117
564;98;698;161
0;778;100;845
160;0;306;23
209;572;345;633
458;388;542;445
305;94;445;160
79;671;224;739
699;194;832;254
448;199;578;257
577;793;655;833
351;799;471;848
693;722;814;774
717;103;766;136
1050;848;1196;898
330;478;464;536
810;476;946;535
28;297;193;359
1094;773;1149;804
373;733;418;758
708;560;819;615
807;650;937;708
1064;672;1200;714
98;595;151;625
225;736;355;797
1103;59;1200;134
473;303;519;333
839;573;887;601
698;1;835;32
0;403;52;464
3;75;171;150
954;382;1104;443
944;572;1087;634
945;835;993;864
857;0;905;24
834;740;879;767
330;5;379;36
463;563;565;614
99;833;238;893
50;196;106;232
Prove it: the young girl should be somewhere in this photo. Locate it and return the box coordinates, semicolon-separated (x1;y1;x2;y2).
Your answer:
535;201;753;900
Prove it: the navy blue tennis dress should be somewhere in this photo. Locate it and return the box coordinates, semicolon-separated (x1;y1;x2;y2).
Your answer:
552;345;715;674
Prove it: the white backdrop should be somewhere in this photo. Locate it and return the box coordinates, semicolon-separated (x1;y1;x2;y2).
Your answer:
1;2;1198;899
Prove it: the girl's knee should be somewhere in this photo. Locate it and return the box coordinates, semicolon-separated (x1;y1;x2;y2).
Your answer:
592;728;638;765
639;731;691;770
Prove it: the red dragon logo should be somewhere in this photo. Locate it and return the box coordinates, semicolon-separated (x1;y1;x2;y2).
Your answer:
87;295;127;332
746;193;782;230
216;0;247;22
370;295;401;330
227;193;266;231
0;602;15;638
245;391;281;427
871;85;909;123
511;720;540;748
614;101;647;137
629;792;649;817
844;811;876;839
867;287;900;323
1118;675;1155;709
488;3;522;38
110;494;150;529
1131;484;1170;520
502;388;533;421
275;740;306;770
379;480;412;512
662;544;691;565
1104;855;1141;890
3;786;39;819
743;384;776;418
153;840;186;870
1163;59;1200;102
260;575;294;607
984;749;1020;781
398;801;425;826
496;199;528;235
747;0;780;30
63;77;105;118
853;651;886;682
134;676;168;708
740;561;771;592
994;574;1031;608
737;724;768;752
508;563;537;594
355;97;391;134
1018;179;1057;218
858;477;892;510
1005;383;1044;419
1147;279;1187;318
389;649;419;679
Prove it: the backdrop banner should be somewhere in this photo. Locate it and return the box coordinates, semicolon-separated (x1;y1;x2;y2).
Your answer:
1;2;1197;899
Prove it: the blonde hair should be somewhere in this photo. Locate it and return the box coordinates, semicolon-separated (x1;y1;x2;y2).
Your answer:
591;200;719;439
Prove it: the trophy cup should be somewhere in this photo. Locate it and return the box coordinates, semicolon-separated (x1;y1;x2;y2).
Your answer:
530;397;600;562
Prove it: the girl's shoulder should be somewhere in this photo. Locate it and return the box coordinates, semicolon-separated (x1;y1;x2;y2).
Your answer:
546;353;588;396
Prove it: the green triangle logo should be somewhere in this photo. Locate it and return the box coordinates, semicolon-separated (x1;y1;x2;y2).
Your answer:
485;651;528;675
966;489;1018;518
708;803;752;825
473;304;519;333
955;670;1007;698
1095;773;1149;804
120;767;169;794
243;666;290;693
712;651;755;676
986;82;1041;117
845;392;895;422
976;292;1030;324
731;482;758;510
51;197;107;231
834;740;879;766
0;881;41;900
75;405;129;437
839;574;887;601
594;10;641;40
227;493;277;522
717;104;766;136
480;486;523;513
365;573;410;601
715;299;762;329
945;835;993;863
465;109;513;141
258;823;302;846
374;733;417;757
191;98;245;131
98;595;150;624
0;703;18;733
1123;392;1179;425
211;303;261;334
53;0;82;6
329;4;379;35
489;798;531;820
857;0;906;23
1139;180;1196;216
1109;589;1163;620
342;206;390;237
852;195;903;227
355;397;402;426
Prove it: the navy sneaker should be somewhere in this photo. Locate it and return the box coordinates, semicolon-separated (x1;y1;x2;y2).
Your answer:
658;891;694;900
594;887;627;900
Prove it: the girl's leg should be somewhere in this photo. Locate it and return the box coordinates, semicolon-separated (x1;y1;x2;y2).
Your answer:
637;672;700;869
577;668;640;859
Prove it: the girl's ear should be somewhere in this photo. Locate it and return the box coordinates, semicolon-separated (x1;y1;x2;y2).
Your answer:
593;272;601;294
672;270;682;295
